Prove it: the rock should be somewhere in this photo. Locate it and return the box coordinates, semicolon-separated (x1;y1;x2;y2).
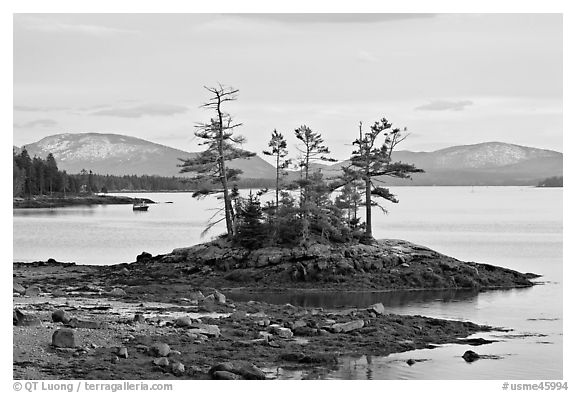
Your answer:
204;294;215;302
406;359;416;366
119;267;130;275
188;324;221;337
133;313;146;323
213;371;241;380
336;260;354;272
292;320;307;329
117;347;128;358
111;355;119;364
175;316;193;327
153;357;170;367
52;328;76;348
293;326;317;336
13;281;26;295
258;331;274;341
13;309;42;327
189;291;205;301
209;362;236;375
52;309;70;324
136;252;152;262
171;361;185;376
25;286;41;296
237;363;266;380
51;289;66;297
368;303;385;315
213;290;226;304
67;318;106;329
135;344;149;352
168;350;182;357
462;350;480;362
400;263;410;268
257;318;270;327
109;288;127;297
276;327;294;339
331;320;365;333
230;310;247;320
150;343;171;357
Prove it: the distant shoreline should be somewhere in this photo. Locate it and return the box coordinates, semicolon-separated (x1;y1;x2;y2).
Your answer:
13;194;155;209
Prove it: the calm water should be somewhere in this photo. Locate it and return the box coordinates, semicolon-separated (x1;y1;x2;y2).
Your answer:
13;186;563;379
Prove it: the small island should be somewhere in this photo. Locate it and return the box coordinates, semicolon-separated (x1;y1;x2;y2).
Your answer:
12;86;542;380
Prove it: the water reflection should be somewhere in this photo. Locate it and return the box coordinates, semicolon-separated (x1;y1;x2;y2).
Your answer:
225;288;480;309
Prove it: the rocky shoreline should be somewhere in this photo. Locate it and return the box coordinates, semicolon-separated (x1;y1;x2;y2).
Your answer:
13;239;538;380
13;195;155;209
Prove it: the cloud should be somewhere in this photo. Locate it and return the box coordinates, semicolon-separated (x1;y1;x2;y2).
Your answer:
14;119;58;128
91;103;189;118
14;105;67;112
415;100;474;111
356;50;379;63
230;13;435;24
17;16;139;37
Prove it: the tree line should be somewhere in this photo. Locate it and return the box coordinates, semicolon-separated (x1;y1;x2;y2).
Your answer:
179;84;423;246
13;148;278;198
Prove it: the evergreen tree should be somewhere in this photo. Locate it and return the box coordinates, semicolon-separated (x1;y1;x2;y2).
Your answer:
348;119;423;240
234;192;267;249
263;129;291;210
293;125;336;244
179;85;255;238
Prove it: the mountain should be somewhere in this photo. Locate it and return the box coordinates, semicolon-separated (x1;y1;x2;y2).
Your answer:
18;134;562;186
310;142;563;186
20;133;276;178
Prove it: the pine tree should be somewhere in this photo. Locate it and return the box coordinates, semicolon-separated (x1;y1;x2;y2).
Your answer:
179;85;255;238
234;192;267;249
348;119;423;240
294;125;336;244
263;129;291;210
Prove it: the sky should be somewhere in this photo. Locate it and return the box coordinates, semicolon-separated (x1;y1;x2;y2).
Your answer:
13;13;563;161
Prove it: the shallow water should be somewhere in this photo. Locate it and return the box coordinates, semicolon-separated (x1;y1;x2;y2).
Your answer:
13;186;563;379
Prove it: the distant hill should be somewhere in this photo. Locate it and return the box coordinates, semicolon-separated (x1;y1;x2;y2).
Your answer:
17;134;562;186
19;133;276;178
310;142;563;186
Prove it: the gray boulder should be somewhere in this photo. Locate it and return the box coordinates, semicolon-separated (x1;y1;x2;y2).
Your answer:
150;343;171;357
13;282;26;295
52;309;70;324
52;328;76;348
331;320;365;333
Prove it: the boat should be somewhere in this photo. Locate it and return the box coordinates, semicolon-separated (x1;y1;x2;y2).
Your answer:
132;200;149;211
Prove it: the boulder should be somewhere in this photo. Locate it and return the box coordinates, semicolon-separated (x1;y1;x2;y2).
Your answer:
331;320;365;333
136;252;152;262
150;343;171;357
175;316;193;327
109;288;127;297
133;313;146;324
52;309;70;324
171;362;185;376
13;281;26;295
292;320;307;329
117;347;128;358
214;290;226;304
368;303;385;315
189;291;205;301
236;363;266;380
67;318;106;329
13;309;42;327
51;289;66;297
462;350;480;362
25;286;41;296
276;327;294;339
213;371;241;380
52;328;76;348
188;324;220;337
209;362;236;375
153;357;170;367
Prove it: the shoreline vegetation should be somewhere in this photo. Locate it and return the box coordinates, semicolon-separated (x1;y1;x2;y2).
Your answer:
13;238;537;380
13;194;155;209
